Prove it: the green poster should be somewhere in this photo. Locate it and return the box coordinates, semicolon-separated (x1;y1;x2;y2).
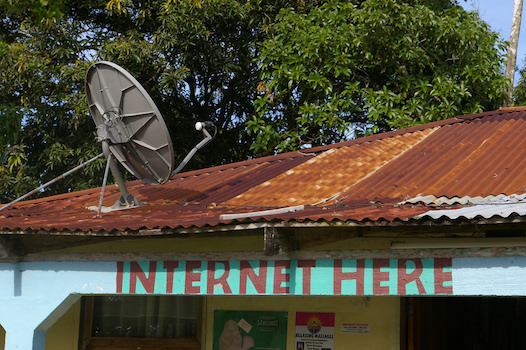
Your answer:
213;310;288;350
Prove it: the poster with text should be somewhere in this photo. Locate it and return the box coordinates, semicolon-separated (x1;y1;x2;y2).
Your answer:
295;312;335;350
213;310;288;350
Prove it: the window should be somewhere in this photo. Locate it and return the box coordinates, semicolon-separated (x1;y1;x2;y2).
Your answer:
80;296;202;350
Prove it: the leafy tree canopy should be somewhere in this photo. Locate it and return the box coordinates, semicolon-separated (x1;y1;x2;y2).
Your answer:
249;0;508;154
0;0;317;202
0;0;508;203
513;63;526;106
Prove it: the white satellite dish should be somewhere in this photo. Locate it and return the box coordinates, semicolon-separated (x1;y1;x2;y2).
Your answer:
0;61;215;215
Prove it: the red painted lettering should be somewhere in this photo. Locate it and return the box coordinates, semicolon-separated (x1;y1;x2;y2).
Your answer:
185;261;202;294
207;261;232;294
240;260;268;294
398;259;425;294
334;259;364;295
373;259;390;295
116;261;124;293
434;258;453;294
273;260;290;294
163;261;179;294
130;261;156;294
298;260;316;295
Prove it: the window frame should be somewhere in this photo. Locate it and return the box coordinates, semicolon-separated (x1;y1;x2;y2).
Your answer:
79;296;203;350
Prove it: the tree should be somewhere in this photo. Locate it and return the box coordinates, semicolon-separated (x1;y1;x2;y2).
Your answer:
505;0;523;106
0;0;320;203
0;0;103;200
249;0;508;154
0;0;509;202
513;64;526;105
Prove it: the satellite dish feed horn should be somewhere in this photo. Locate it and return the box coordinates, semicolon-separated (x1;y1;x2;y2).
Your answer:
85;61;215;213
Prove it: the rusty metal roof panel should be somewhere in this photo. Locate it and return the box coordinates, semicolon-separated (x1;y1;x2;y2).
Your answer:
289;204;430;223
225;127;439;208
3;109;526;233
0;152;316;232
334;111;526;203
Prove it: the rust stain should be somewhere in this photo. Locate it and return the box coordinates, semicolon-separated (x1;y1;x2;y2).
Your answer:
225;127;438;207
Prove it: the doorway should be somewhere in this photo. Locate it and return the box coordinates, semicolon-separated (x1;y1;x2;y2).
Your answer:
406;297;526;350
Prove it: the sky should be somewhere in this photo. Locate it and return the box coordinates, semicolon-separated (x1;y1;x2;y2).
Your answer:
460;0;525;81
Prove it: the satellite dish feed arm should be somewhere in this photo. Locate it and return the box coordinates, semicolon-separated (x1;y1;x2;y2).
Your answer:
171;122;216;177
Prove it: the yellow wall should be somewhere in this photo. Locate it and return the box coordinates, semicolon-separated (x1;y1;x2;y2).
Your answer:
45;295;400;350
45;299;81;350
205;296;400;350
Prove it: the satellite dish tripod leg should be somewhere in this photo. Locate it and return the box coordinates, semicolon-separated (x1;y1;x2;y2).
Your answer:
96;152;112;217
0;153;104;212
101;141;140;209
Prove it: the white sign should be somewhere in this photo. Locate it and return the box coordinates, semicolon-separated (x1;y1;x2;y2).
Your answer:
341;322;370;334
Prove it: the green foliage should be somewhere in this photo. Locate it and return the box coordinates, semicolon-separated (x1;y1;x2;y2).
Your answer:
93;0;319;168
514;64;526;106
0;0;509;202
0;145;37;201
0;2;110;202
0;0;319;202
0;0;65;24
0;103;22;151
251;0;508;154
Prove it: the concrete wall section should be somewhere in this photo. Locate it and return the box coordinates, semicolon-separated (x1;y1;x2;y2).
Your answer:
452;257;526;295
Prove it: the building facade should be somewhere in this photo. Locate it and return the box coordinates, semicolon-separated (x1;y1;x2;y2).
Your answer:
2;107;526;349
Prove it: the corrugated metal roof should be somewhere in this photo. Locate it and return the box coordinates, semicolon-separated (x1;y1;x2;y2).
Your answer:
406;193;526;220
3;108;526;233
226;127;439;207
419;202;526;220
402;193;526;206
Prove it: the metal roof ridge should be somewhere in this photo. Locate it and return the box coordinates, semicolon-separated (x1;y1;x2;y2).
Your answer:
170;108;514;180
498;106;526;112
219;205;305;221
169;150;314;180
303;111;505;153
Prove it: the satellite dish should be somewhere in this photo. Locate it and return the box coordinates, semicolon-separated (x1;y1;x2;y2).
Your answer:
0;61;215;214
85;61;174;185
